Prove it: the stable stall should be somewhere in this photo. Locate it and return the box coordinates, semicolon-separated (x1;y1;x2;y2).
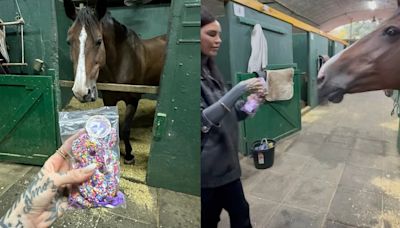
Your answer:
293;31;329;108
216;1;301;155
329;40;346;57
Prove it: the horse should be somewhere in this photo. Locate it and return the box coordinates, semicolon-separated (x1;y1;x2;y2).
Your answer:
317;0;400;104
63;0;167;164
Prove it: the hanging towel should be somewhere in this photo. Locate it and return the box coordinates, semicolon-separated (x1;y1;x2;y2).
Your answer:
264;68;294;101
0;20;9;63
247;24;268;73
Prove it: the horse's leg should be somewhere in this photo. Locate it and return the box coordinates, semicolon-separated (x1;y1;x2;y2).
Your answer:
102;92;128;160
122;96;140;164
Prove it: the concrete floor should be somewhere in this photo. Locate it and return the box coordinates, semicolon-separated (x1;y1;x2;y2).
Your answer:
0;163;200;228
220;91;400;228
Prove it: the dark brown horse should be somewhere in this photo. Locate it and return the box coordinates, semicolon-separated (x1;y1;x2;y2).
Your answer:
64;0;166;164
317;0;400;103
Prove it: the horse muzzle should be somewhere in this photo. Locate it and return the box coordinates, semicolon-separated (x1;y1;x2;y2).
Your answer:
73;86;98;103
318;77;346;104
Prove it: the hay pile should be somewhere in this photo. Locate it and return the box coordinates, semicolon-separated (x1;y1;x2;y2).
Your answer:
119;178;156;210
372;177;400;200
371;177;400;227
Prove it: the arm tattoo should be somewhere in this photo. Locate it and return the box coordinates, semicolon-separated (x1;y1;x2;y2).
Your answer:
0;194;23;228
1;169;60;228
45;191;63;223
23;176;57;214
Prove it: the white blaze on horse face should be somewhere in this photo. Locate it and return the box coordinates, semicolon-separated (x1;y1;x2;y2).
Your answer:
72;26;96;101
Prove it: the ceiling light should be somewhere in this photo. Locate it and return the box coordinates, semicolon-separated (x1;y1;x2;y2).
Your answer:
368;1;377;10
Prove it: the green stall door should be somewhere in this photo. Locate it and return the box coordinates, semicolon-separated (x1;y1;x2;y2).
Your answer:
237;64;301;155
0;75;58;165
293;32;309;107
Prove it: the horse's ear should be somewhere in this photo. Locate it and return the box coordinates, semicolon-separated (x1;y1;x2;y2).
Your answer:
64;0;76;20
95;0;107;20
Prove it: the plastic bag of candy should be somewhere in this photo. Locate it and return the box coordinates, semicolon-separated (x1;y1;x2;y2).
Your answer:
59;106;125;209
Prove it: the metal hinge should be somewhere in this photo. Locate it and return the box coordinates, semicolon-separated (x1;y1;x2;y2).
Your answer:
154;112;167;141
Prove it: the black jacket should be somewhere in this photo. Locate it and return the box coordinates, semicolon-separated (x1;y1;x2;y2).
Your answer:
201;62;248;188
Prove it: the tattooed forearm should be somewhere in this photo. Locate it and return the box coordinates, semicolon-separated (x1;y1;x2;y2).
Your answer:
0;193;24;227
23;176;57;214
45;198;60;223
0;169;60;228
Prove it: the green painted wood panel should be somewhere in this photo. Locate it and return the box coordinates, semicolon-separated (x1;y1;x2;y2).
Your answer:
333;41;345;55
216;2;293;87
0;0;58;75
146;0;200;196
215;3;297;155
110;4;170;39
293;33;309;106
308;32;329;108
0;75;57;165
237;64;301;155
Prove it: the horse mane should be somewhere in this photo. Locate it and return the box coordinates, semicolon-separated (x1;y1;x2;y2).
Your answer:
76;8;141;46
75;7;101;41
108;15;142;45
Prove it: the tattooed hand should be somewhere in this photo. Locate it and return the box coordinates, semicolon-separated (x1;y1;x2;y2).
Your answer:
0;130;96;228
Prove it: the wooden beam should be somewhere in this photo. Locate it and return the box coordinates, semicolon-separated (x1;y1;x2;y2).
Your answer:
59;80;159;94
232;0;349;46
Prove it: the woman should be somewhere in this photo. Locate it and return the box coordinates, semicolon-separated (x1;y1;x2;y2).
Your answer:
201;7;265;228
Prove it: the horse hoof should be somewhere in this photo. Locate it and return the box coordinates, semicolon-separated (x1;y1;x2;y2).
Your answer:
124;156;135;165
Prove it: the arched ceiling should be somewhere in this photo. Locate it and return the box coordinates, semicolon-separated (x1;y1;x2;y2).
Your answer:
259;0;398;32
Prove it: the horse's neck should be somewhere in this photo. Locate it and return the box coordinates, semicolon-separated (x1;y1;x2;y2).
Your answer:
102;16;144;51
100;16;145;82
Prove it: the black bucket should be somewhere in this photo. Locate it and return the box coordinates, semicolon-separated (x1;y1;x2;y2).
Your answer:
251;139;275;169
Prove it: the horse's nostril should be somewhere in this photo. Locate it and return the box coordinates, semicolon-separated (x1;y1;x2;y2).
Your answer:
317;75;325;84
88;89;91;94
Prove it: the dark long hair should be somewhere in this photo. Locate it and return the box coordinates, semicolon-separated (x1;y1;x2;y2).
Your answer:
201;6;224;90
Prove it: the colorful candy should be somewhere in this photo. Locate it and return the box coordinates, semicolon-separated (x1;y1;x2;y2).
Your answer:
68;116;124;209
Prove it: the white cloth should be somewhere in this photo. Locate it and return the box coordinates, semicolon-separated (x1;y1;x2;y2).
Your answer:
0;20;9;63
247;24;268;73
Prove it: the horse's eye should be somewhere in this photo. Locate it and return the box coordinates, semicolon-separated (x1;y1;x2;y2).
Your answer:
384;26;400;36
96;39;102;46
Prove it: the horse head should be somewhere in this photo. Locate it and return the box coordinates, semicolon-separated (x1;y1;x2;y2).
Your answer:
318;0;400;103
64;0;107;102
